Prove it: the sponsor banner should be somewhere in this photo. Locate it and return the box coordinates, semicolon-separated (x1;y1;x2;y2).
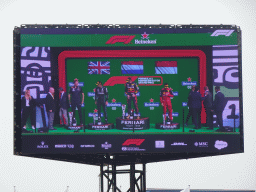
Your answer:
194;142;209;148
171;142;187;146
80;145;95;148
182;102;188;107
69;82;84;87
134;32;157;45
21;32;238;47
182;81;197;86
37;141;49;149
101;142;112;149
122;139;146;151
172;112;179;117
173;91;178;96
144;102;160;107
214;140;228;150
88;113;103;117
22;133;240;154
91;125;109;129
121;120;145;125
107;102;122;107
88;92;95;97
155;140;165;148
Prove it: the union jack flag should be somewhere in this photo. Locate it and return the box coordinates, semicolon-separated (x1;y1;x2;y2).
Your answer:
88;61;110;75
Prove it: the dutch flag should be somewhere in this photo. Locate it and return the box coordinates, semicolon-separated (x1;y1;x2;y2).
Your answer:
121;61;144;74
155;61;178;74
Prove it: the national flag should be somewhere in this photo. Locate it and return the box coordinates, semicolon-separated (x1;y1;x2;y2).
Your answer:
155;61;177;74
88;61;110;75
121;61;143;74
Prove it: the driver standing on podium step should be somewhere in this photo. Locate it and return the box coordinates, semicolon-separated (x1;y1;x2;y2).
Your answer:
125;77;140;119
95;81;109;124
68;78;84;126
160;83;174;124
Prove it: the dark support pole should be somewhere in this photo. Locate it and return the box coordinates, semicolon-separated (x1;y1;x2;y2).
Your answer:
100;164;104;192
130;163;135;192
112;163;116;192
142;164;146;192
140;171;143;192
183;108;185;132
107;164;110;192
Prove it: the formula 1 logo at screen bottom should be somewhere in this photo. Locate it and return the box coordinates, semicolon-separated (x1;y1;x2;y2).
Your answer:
122;139;146;151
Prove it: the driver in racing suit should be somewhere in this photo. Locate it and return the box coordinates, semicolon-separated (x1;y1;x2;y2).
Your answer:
125;77;140;119
160;83;174;124
95;81;109;124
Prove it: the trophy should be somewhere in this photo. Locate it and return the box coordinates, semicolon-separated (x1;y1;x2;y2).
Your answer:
73;117;77;126
93;113;96;125
98;117;102;125
163;114;166;125
122;104;126;119
166;115;171;125
68;112;73;126
130;109;134;119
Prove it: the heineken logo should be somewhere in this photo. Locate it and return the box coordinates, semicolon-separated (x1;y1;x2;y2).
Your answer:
173;91;178;96
69;82;84;87
182;77;197;86
144;98;159;107
87;92;95;97
135;32;157;44
88;113;103;117
107;102;122;107
182;102;188;107
144;102;160;107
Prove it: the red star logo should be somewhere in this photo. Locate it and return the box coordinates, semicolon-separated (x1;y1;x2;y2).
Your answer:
141;32;149;39
93;109;98;113
93;88;95;92
187;77;192;82
112;98;116;103
150;98;154;102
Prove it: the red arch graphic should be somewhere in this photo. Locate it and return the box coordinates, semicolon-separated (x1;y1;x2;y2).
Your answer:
58;50;207;123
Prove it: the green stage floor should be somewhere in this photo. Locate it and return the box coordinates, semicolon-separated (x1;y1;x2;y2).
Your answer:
22;124;240;135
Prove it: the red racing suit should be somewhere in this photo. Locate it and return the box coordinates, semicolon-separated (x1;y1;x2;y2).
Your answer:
160;88;174;121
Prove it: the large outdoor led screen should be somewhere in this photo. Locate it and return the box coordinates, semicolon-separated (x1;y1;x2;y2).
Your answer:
14;25;243;164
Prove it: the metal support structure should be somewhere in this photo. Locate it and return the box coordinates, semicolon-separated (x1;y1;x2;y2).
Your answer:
100;163;146;192
130;163;135;192
101;164;104;192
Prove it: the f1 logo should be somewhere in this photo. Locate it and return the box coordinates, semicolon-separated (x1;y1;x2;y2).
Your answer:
122;139;145;146
106;36;135;44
